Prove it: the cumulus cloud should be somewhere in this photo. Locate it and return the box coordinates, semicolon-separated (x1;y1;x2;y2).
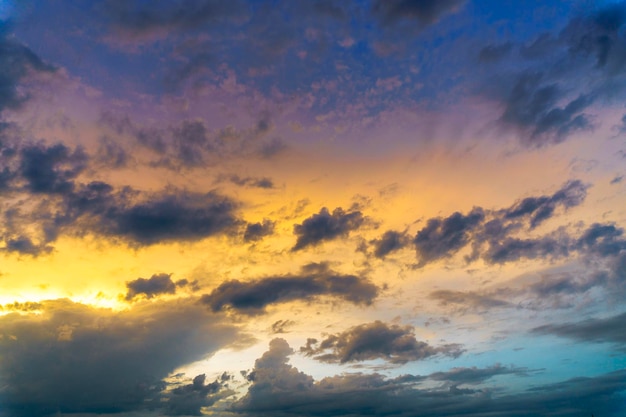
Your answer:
125;273;180;301
370;229;410;258
292;207;365;251
200;262;379;314
243;219;275;242
300;320;463;364
414;208;485;265
229;338;626;417
0;298;238;416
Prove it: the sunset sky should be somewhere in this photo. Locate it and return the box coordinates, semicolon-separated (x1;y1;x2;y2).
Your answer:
0;1;625;416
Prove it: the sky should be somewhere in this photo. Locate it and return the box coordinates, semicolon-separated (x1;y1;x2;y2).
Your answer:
0;0;625;416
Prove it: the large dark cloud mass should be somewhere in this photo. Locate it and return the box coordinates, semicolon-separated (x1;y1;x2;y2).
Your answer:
201;262;379;314
300;320;463;364
0;140;244;253
0;299;238;416
230;338;626;417
292;207;365;251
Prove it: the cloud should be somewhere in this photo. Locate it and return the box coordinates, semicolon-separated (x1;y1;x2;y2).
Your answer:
532;312;626;348
300;320;463;364
410;180;588;266
292;207;365;251
102;0;247;38
372;0;465;27
19;143;88;194
478;3;626;145
0;22;56;112
243;219;275;242
125;273;180;301
225;175;275;189
370;229;410;258
430;289;511;312
414;208;485;266
0;298;239;416
501;180;588;229
230;338;626;417
428;364;532;386
200;262;379;314
162;373;232;416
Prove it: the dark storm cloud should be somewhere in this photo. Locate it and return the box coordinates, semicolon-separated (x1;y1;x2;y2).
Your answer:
200;262;379;314
370;229;410;258
102;0;247;37
0;299;238;416
300;321;463;364
0;23;56;112
229;338;626;417
372;0;465;26
532;312;626;348
243;219;275;242
19;143;88;194
125;273;180;301
414;208;484;266
292;207;366;251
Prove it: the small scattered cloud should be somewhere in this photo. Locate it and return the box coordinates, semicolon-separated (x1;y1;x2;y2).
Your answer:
292;207;366;251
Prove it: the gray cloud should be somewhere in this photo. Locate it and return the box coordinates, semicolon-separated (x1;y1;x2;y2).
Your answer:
429;364;532;386
0;298;238;416
162;373;231;416
532;312;626;348
292;207;365;251
225;175;275;189
430;289;511;312
102;0;247;38
200;262;379;314
410;180;588;267
19;143;88;195
125;273;182;301
501;180;588;229
370;229;410;258
0;23;56;112
478;3;626;146
243;219;275;242
300;321;463;364
372;0;464;26
414;208;485;266
229;338;626;417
